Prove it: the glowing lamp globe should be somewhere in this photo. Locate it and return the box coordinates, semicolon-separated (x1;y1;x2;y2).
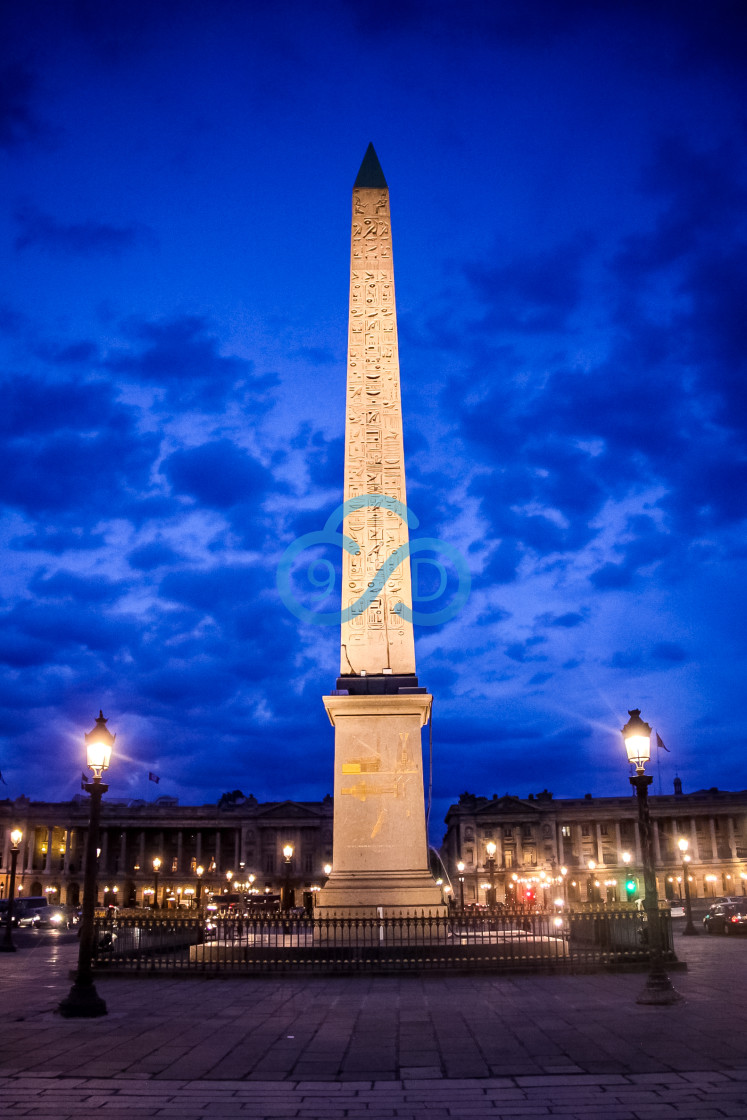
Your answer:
85;711;115;777
622;709;652;771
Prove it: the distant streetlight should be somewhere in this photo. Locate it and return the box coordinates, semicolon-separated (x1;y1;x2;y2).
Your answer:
623;709;681;1005
282;845;294;912
485;841;497;911
677;838;698;936
0;830;23;953
457;861;465;913
59;711;115;1018
152;857;162;909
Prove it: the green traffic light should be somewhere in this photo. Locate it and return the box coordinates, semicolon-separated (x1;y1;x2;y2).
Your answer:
625;879;636;894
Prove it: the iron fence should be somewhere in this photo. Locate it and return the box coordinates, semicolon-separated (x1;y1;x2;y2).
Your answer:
89;908;674;975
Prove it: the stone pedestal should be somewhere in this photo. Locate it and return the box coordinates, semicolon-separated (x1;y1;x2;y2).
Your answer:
317;693;446;916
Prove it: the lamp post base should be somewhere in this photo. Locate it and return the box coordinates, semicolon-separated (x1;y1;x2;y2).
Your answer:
682;922;699;936
58;978;107;1018
636;963;682;1006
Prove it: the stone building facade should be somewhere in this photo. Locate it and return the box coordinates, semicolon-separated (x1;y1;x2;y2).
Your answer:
0;794;333;908
442;784;747;907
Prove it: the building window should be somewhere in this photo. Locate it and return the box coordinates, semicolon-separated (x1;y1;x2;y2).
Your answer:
561;825;571;838
466;848;474;864
171;857;178;872
304;853;313;873
264;853;275;874
522;825;532;838
582;825;590;837
600;825;608;836
483;830;493;839
504;827;512;838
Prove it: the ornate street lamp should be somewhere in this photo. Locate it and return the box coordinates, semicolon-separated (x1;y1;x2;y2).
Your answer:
457;861;465;913
677;838;698;936
152;857;162;909
485;841;497;912
195;865;204;909
282;844;294;912
1;829;23;953
59;710;115;1018
622;708;681;1005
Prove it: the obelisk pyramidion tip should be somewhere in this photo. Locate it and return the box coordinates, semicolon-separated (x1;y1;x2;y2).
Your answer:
354;143;388;189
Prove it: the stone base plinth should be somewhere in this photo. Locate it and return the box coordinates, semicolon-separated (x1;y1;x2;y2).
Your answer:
316;869;447;918
318;691;445;918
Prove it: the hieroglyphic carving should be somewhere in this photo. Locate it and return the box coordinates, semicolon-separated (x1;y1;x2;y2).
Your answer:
341;186;416;676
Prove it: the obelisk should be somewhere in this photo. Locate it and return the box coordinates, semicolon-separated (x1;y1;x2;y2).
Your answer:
318;145;445;915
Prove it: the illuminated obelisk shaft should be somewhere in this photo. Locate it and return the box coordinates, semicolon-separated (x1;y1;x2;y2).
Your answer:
340;144;416;677
318;146;445;916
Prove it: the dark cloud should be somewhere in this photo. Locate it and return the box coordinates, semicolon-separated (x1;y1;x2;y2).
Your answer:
165;440;272;510
463;238;591;334
108;315;276;409
14;204;155;255
0;423;158;518
28;570;123;604
0;374;114;437
0;64;47;149
128;541;185;571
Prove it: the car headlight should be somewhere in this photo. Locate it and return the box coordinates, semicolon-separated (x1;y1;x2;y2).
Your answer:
50;914;63;924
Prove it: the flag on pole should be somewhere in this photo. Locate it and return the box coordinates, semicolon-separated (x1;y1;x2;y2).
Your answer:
148;772;160;784
656;732;670;753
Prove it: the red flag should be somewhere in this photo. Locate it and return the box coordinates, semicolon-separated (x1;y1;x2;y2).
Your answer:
148;772;160;784
656;732;670;753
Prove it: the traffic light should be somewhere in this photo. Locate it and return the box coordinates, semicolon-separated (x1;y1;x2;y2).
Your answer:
625;878;637;900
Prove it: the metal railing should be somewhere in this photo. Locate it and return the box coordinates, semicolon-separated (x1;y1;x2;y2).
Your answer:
89;908;674;975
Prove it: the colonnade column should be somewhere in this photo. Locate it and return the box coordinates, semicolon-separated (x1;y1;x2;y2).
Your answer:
45;827;54;873
653;820;662;865
708;818;718;859
726;817;737;860
689;819;700;859
595;822;605;865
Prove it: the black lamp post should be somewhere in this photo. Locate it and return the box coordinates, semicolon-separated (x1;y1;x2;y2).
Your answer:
678;838;699;936
282;845;294;912
457;861;465;913
195;865;204;910
1;830;23;953
59;710;115;1018
485;842;497;912
152;857;161;909
622;709;681;1005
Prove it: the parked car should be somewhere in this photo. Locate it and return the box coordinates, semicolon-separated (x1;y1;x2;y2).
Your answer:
703;902;747;935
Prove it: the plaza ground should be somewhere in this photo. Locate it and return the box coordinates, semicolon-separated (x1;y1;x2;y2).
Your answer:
0;927;746;1118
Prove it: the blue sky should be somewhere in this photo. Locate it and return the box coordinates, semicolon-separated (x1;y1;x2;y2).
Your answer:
1;1;746;837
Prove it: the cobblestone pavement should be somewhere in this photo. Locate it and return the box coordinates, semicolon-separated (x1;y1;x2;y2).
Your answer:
0;928;745;1118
